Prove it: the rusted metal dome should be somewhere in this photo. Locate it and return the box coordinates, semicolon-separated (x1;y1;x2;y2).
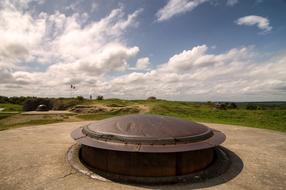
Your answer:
71;114;225;153
71;114;226;178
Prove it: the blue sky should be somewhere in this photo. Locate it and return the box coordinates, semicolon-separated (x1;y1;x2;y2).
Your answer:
128;0;286;64
0;0;286;101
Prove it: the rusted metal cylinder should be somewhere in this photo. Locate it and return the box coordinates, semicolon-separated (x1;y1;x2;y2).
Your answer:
80;145;214;177
71;114;226;178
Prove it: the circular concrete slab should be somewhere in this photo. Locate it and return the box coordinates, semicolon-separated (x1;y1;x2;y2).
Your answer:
0;121;285;190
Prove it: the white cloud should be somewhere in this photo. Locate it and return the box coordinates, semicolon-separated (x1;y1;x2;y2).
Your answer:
156;0;208;22
136;57;150;70
0;1;142;91
161;44;252;72
0;1;285;101
105;45;286;101
0;1;146;98
1;42;286;100
226;0;239;6
156;0;239;22
236;15;272;32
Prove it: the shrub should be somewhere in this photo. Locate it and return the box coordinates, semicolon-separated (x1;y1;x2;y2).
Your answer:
76;96;84;101
8;96;29;104
0;96;9;103
147;96;156;100
96;96;104;100
0;96;30;104
227;102;238;109
246;104;258;110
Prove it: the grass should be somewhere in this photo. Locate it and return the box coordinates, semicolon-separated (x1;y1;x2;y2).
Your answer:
0;99;285;132
0;114;66;131
0;113;16;120
77;107;140;120
0;104;22;112
77;112;124;120
149;100;286;132
0;119;63;131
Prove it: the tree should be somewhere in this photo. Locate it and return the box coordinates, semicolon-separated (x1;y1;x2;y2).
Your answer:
227;102;237;109
246;104;257;110
76;96;84;101
96;96;104;100
147;96;156;100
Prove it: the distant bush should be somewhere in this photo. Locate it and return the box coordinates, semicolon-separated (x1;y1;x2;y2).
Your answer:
147;96;156;100
227;102;238;109
0;96;9;103
8;96;29;104
0;96;31;104
246;104;263;110
76;96;84;101
23;98;53;111
96;96;104;100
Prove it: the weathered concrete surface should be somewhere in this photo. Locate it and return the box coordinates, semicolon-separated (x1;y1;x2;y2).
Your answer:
0;121;285;190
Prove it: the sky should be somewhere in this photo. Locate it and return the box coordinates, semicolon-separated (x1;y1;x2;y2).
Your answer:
0;0;286;101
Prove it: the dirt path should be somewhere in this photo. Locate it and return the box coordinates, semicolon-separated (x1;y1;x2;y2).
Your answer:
136;104;150;114
0;121;285;190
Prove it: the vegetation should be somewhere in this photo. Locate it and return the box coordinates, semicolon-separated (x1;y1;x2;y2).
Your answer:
0;103;22;112
0;96;285;132
96;95;104;100
147;96;157;100
149;100;286;132
23;98;53;111
76;96;84;101
51;98;82;110
0;96;31;105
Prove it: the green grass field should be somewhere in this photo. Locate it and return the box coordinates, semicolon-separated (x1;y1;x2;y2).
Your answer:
0;103;22;112
0;99;285;132
149;100;286;132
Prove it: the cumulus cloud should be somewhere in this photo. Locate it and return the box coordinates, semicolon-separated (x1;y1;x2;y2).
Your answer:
136;57;150;70
236;15;272;32
0;1;142;96
160;45;252;72
105;45;286;101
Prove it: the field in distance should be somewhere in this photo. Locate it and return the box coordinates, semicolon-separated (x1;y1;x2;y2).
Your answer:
0;98;285;132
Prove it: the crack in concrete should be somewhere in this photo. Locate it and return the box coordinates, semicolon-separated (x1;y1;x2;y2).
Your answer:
57;170;77;179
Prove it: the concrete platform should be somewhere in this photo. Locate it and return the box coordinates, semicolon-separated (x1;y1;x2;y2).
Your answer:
0;121;285;190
